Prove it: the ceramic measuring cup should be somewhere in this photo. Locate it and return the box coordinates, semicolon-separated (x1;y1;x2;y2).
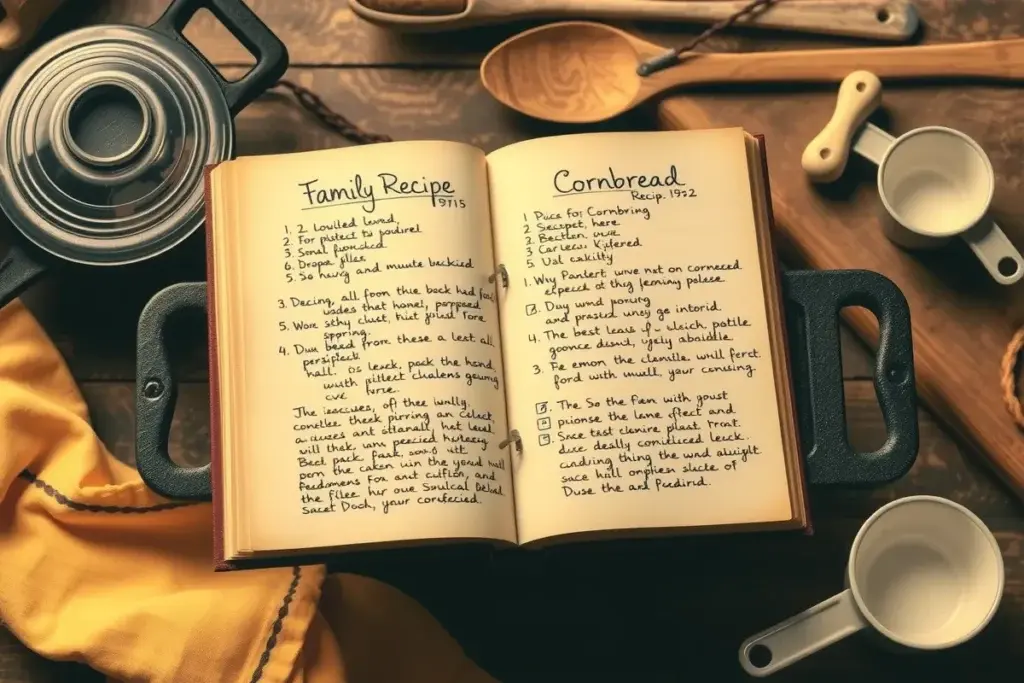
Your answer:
738;495;1004;677
802;70;1024;286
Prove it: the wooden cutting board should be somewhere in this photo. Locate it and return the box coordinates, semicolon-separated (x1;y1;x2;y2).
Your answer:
657;12;1024;500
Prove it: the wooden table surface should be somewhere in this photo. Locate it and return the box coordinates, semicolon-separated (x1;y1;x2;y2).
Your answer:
0;1;1021;681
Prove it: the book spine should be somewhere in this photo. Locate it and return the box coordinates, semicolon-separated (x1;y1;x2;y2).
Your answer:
753;134;814;537
487;263;523;457
203;162;234;570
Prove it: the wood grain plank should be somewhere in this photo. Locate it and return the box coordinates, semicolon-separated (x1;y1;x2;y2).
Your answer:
75;0;503;65
657;2;1024;498
72;0;1024;68
13;66;872;381
0;378;1013;682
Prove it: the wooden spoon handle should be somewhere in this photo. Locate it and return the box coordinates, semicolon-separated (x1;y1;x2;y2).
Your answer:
649;38;1024;90
355;0;466;14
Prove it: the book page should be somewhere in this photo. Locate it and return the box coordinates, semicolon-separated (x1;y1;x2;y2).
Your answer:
487;129;795;544
217;141;516;553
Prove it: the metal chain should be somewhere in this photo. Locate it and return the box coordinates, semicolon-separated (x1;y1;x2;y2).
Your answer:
637;0;779;76
272;79;394;144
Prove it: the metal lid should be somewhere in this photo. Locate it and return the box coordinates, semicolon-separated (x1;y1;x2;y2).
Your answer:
0;24;234;266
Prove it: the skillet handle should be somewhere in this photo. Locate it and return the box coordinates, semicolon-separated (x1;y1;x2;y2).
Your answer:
0;243;51;311
150;0;289;116
783;269;918;485
136;282;211;501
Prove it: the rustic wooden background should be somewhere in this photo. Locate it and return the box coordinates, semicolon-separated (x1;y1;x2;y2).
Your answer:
0;1;1021;681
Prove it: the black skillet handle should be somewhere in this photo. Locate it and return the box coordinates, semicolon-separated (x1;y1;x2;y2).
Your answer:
150;0;289;116
0;243;52;311
783;269;918;485
136;282;211;501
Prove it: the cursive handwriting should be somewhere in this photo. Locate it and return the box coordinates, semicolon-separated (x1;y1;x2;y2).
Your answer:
298;174;463;213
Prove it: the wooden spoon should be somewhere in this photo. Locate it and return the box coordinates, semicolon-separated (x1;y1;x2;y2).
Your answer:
350;0;920;42
480;21;1024;124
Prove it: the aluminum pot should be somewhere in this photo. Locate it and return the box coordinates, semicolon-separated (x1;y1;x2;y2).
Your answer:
0;0;288;308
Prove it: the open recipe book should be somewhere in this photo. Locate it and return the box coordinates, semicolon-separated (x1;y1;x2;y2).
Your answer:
205;127;810;569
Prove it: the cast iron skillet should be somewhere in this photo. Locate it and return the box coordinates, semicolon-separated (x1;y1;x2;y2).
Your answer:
0;0;288;310
134;270;919;501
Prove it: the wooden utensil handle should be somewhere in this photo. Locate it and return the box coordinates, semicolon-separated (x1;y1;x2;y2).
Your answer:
353;0;466;15
658;38;1024;89
354;0;918;41
613;0;918;41
802;71;883;183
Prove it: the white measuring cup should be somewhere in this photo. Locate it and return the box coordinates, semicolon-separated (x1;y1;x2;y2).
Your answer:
802;70;1024;286
738;495;1004;677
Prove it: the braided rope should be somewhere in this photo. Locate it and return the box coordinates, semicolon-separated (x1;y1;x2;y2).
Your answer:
1001;327;1024;428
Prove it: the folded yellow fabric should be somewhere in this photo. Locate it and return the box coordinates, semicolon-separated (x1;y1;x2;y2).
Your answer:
0;300;496;683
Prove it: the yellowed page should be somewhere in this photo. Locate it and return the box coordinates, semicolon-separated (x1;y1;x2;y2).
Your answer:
219;141;516;553
486;129;794;544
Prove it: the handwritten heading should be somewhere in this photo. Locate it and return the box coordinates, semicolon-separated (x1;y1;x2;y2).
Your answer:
298;174;460;213
552;165;689;197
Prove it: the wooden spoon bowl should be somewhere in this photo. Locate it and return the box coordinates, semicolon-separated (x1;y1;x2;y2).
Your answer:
480;23;651;124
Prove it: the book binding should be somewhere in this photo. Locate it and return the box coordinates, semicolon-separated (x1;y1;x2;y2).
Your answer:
497;429;523;454
488;263;509;289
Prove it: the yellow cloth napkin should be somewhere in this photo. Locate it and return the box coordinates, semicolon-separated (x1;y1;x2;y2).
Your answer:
0;299;497;683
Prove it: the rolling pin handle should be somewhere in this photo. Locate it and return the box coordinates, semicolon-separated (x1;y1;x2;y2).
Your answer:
802;70;883;183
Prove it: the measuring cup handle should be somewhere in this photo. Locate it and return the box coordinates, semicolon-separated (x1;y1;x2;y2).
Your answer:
802;71;883;183
852;123;895;167
963;221;1024;286
739;589;866;677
